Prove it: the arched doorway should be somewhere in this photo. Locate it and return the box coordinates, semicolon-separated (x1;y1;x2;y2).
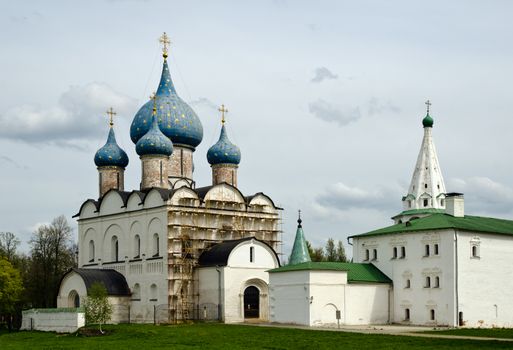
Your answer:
244;286;259;319
68;290;80;308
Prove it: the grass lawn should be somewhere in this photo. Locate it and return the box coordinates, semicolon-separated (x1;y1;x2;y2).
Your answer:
1;323;513;350
423;328;513;339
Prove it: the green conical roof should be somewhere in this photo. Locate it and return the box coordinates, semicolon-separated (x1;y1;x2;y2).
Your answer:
289;215;311;265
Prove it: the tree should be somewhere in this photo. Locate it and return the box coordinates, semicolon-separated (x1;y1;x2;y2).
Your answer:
83;282;112;333
306;240;325;262
325;238;337;261
335;240;348;262
0;232;20;263
0;258;24;331
27;215;76;308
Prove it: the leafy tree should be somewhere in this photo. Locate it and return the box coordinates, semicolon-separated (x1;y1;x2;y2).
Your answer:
0;258;24;330
335;240;348;262
27;215;76;307
83;282;112;333
325;238;337;261
0;232;20;263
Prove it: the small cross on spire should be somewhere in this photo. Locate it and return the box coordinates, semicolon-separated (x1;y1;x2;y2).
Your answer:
159;32;171;59
218;104;228;125
425;99;432;115
106;107;117;127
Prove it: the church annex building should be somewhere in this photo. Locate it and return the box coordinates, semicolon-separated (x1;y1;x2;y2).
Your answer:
22;34;513;331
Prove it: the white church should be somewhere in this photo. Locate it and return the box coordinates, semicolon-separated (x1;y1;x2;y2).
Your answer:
38;34;513;330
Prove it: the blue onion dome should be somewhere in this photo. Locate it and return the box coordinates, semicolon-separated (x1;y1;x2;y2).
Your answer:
94;127;129;168
130;59;203;149
207;124;241;165
136;107;173;156
422;113;434;128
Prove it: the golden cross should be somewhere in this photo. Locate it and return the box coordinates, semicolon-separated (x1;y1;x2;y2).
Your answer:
150;92;157;114
106;107;117;127
425;99;432;114
218;104;228;125
159;32;171;58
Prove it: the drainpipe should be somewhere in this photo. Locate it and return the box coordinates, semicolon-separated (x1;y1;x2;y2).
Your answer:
454;230;459;327
216;265;222;322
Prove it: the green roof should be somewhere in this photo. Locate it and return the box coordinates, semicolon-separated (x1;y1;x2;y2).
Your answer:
268;262;391;284
392;208;445;218
351;213;513;238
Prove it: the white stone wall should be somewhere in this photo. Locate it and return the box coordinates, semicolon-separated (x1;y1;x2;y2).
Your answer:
269;270;390;327
457;232;513;327
21;309;85;333
353;230;456;326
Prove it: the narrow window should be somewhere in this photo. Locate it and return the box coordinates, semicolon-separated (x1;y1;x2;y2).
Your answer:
425;276;431;288
116;172;120;188
405;308;410;321
180;149;184;176
372;249;377;261
160;160;163;183
364;249;369;261
405;279;411;289
231;170;235;185
434;244;439;255
134;235;141;258
153;233;159;257
440;199;444;206
424;244;430;257
437;184;440;190
471;245;479;258
424;184;428;189
393;247;397;259
88;240;95;262
250;246;254;263
423;199;428;207
430;309;435;321
408;200;412;208
401;246;406;258
111;236;119;261
434;276;440;288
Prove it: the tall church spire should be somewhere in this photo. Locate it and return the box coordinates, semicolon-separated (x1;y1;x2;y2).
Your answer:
289;211;311;265
396;101;446;223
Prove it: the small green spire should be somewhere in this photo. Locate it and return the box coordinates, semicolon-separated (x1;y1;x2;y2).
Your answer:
289;210;311;265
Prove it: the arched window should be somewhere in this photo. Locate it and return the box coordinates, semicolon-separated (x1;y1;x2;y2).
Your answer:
392;247;397;259
364;249;369;261
423;199;428;207
372;249;377;261
153;233;159;257
424;244;430;257
434;276;440;288
88;240;95;262
134;235;141;258
405;279;411;289
401;246;406;258
132;283;141;301
434;243;439;255
405;308;410;321
425;276;431;288
471;245;479;258
111;235;119;262
430;309;435;321
250;246;254;263
150;284;158;301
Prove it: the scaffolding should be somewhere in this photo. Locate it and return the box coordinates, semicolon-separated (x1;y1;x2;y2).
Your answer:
167;198;283;323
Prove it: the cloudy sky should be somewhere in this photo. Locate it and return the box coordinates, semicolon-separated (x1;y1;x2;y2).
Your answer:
2;0;513;257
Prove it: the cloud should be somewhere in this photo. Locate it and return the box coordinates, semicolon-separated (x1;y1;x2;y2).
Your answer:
315;182;401;212
189;97;218;110
367;97;401;116
311;67;338;83
0;83;137;146
448;177;513;214
308;99;361;126
0;155;28;169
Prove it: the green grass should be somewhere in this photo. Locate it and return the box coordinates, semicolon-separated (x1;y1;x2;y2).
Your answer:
1;323;513;350
423;328;513;339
